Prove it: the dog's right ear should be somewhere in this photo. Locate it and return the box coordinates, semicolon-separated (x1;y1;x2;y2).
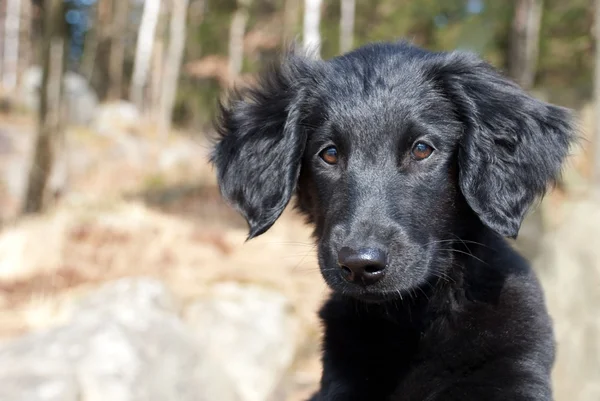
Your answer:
211;55;312;240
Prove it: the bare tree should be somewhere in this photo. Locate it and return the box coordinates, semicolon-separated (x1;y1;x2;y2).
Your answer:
22;0;66;214
508;0;543;90
0;2;4;79
18;0;31;85
2;0;22;91
594;0;600;189
283;0;300;43
228;0;251;79
81;2;99;81
303;0;322;56
130;0;161;109
108;0;129;100
150;30;165;119
339;0;355;54
158;0;190;138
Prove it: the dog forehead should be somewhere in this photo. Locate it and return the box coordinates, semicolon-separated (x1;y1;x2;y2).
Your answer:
304;55;457;151
320;84;444;145
317;65;440;121
320;64;428;103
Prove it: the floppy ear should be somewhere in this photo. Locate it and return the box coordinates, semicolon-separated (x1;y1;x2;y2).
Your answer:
211;57;310;240
428;52;577;238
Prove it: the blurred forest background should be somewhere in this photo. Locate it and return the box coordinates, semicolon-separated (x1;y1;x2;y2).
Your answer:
0;1;599;401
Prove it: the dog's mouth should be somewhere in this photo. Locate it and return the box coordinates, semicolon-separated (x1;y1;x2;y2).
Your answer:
352;292;391;303
338;288;403;304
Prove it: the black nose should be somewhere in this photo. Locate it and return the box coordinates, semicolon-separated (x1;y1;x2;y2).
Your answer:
337;247;387;285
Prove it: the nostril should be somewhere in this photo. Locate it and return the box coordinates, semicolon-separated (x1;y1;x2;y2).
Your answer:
364;264;385;275
340;265;352;276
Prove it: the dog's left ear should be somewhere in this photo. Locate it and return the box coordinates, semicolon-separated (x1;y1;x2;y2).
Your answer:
211;56;312;240
428;52;577;238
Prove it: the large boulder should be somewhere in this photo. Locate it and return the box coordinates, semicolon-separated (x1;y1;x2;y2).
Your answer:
0;360;79;401
0;278;300;401
534;198;600;401
0;278;214;401
185;282;300;401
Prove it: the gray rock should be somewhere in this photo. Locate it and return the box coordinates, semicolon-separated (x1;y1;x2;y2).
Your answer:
0;129;14;155
3;155;28;200
0;123;32;203
0;360;79;401
20;66;99;126
0;278;217;401
534;199;600;401
185;282;300;401
158;139;198;171
0;278;300;401
73;277;180;316
92;101;141;136
63;72;99;126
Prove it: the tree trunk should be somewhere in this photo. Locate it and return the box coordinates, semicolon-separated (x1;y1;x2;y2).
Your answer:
81;2;99;82
130;0;161;109
149;4;167;120
158;0;190;139
2;0;22;92
108;0;129;100
339;0;355;54
228;0;251;80
303;0;322;56
594;0;600;189
0;2;5;79
150;34;164;120
283;0;300;43
507;0;543;90
22;0;65;215
17;0;31;86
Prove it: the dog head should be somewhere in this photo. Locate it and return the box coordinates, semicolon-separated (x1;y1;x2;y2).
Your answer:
211;42;576;302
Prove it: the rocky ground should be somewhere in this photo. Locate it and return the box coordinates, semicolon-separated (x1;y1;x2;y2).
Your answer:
0;103;598;401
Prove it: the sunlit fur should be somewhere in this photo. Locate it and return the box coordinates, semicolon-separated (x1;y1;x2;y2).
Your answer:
211;41;577;401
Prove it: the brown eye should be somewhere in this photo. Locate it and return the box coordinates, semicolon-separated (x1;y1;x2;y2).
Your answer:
411;142;434;160
320;146;339;165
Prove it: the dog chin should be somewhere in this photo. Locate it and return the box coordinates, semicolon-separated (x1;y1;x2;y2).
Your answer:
351;292;393;304
328;274;430;304
333;286;402;304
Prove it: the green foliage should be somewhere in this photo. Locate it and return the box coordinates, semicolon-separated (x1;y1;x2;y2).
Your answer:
94;0;595;129
538;0;593;104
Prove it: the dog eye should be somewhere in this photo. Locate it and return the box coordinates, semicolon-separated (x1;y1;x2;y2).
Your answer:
320;146;339;165
411;142;434;160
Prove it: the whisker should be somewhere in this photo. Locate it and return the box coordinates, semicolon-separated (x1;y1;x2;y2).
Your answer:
423;238;494;250
436;248;488;266
432;270;455;283
416;286;430;301
291;244;318;271
450;233;473;255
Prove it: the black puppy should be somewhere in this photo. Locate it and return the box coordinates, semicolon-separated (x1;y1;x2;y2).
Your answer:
211;42;576;401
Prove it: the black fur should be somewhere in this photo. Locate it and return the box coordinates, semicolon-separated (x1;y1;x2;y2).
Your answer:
211;42;576;401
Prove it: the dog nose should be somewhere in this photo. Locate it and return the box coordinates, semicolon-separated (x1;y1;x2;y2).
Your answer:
338;247;387;285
